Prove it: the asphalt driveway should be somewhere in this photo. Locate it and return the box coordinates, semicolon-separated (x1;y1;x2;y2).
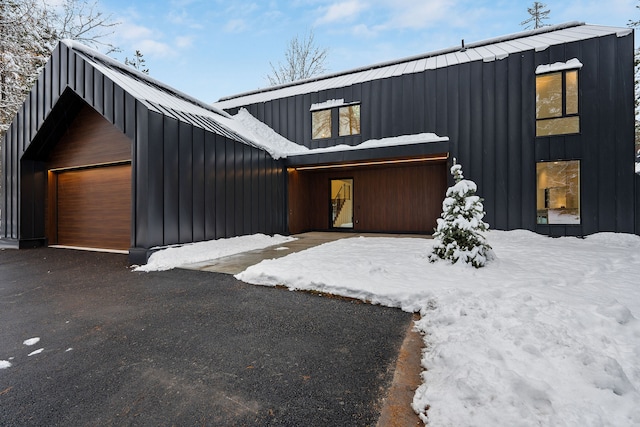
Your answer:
0;247;412;426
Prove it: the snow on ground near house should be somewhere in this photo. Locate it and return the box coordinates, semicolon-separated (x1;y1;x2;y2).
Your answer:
133;234;296;272
236;231;640;426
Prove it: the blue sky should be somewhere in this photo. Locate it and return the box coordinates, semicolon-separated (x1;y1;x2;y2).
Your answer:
87;0;638;103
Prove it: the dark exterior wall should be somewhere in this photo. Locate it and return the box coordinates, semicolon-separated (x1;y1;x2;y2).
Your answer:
2;42;287;261
132;110;286;255
2;43;139;247
534;33;636;236
226;33;637;236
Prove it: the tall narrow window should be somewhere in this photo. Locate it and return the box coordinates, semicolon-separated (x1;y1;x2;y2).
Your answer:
339;105;361;136
312;109;331;139
536;70;579;136
536;161;580;224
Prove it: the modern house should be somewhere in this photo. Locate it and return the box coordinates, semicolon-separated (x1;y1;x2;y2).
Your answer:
2;22;639;264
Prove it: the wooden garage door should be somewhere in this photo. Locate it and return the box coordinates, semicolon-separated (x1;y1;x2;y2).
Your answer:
56;164;131;250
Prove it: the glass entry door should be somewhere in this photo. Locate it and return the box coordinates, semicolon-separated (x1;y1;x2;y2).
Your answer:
330;178;353;229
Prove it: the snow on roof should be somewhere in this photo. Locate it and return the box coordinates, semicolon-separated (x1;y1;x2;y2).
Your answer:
227;109;449;159
61;40;264;148
57;41;449;160
310;99;345;111
535;58;583;74
292;133;449;157
215;22;632;110
61;40;231;120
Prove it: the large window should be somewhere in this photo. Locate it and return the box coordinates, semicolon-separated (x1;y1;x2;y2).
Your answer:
536;70;579;137
311;102;360;139
536;161;580;224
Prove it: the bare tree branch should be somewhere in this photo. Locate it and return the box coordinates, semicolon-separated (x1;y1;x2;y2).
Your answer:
267;30;328;86
54;0;121;54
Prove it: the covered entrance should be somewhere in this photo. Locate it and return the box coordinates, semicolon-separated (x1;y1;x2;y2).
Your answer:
287;157;448;234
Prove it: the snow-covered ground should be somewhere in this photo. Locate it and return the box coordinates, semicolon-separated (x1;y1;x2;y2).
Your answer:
133;234;295;272
136;230;640;426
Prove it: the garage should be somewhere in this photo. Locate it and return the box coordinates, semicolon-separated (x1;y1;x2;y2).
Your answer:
45;104;133;251
53;164;131;250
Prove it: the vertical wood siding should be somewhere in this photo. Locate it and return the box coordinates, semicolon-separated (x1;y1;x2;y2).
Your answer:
289;161;447;234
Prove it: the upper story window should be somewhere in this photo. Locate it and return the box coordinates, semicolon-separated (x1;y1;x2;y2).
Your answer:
339;105;360;136
535;59;582;137
312;109;332;139
311;99;360;139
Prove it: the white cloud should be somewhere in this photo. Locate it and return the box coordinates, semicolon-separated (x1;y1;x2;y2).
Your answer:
118;22;155;40
224;18;249;33
377;0;454;31
175;35;194;48
315;0;367;25
137;39;175;58
352;23;378;38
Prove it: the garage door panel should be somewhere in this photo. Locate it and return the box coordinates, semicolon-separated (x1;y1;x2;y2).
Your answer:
56;164;131;250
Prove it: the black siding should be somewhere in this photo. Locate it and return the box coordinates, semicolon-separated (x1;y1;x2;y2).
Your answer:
225;33;637;236
2;42;287;262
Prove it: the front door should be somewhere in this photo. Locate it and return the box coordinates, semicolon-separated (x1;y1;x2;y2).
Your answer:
330;178;353;229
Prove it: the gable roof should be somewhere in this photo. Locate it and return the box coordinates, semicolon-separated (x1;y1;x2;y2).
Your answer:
60;40;261;148
214;22;632;110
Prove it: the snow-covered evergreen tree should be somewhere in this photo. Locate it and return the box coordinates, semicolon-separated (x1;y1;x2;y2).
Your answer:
429;159;494;268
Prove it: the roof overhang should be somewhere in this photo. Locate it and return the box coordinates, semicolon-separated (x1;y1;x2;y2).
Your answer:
285;140;450;169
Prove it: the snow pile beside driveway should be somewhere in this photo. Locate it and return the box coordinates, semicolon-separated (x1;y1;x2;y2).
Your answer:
236;231;640;426
134;234;295;272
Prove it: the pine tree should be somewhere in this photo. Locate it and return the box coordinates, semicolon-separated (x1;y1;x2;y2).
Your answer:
520;2;550;30
125;50;149;74
429;160;494;268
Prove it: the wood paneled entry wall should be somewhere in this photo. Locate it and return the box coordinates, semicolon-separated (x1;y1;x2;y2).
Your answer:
46;105;132;250
288;159;447;234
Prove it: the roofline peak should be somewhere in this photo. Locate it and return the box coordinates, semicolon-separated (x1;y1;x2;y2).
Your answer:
217;21;586;103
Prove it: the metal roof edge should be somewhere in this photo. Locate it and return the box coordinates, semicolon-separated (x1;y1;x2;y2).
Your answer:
61;39;232;119
218;21;587;103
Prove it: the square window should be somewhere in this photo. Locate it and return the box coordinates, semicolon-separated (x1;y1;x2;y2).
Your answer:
536;161;580;225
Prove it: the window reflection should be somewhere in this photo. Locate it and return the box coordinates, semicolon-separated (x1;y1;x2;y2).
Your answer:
536;161;580;224
339;105;361;136
536;70;579;136
312;109;331;139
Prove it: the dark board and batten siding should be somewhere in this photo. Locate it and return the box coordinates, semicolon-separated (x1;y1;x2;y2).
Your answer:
134;110;285;256
228;32;637;236
2;42;287;262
